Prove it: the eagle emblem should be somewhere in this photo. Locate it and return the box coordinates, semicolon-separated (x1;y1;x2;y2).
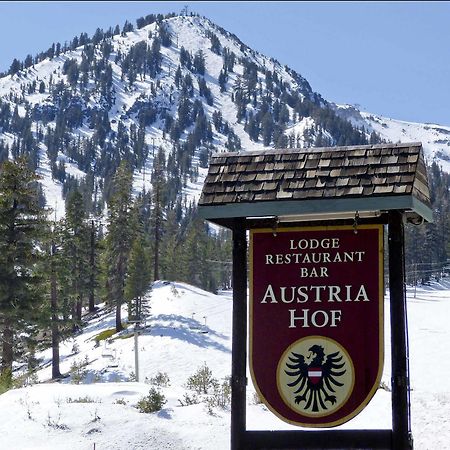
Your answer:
277;337;354;417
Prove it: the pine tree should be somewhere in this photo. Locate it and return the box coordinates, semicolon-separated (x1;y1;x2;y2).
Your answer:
218;69;227;92
180;216;215;291
62;188;90;327
105;162;135;332
125;231;151;322
0;157;48;381
193;50;206;75
160;207;181;281
87;218;101;312
150;148;166;281
8;58;21;75
261;112;274;146
43;219;74;379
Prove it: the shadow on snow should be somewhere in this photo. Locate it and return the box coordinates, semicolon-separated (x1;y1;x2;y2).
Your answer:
146;314;230;354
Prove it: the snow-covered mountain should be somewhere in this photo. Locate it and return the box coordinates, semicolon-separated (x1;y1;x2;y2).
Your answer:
335;103;450;173
0;279;449;449
0;12;448;221
1;13;449;450
363;113;450;173
0;14;316;218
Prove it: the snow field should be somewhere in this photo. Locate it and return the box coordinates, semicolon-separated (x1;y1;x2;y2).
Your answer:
0;279;449;449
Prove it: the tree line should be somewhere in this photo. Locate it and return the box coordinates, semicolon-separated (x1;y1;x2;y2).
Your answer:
0;154;448;389
405;161;450;284
0;156;231;388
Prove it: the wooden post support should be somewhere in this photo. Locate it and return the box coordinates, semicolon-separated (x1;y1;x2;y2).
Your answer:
388;211;413;450
231;220;247;450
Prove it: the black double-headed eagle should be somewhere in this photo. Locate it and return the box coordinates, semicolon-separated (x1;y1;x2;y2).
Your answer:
285;344;346;413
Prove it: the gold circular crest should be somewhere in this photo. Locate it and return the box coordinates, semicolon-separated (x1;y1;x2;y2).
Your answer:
277;336;354;418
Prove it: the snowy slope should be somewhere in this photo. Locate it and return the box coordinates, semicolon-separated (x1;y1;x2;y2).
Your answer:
335;104;450;173
364;114;450;173
0;279;449;449
2;13;448;225
0;15;301;219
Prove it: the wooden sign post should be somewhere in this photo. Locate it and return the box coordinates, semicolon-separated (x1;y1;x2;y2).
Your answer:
199;143;432;450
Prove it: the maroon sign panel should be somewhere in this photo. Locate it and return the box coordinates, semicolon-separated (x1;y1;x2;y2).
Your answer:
249;225;384;427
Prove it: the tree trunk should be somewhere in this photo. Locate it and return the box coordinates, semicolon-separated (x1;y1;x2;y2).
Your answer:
71;302;78;333
88;291;95;313
50;252;62;379
89;220;96;312
153;184;160;281
115;301;123;332
1;318;14;381
115;258;124;332
76;294;82;322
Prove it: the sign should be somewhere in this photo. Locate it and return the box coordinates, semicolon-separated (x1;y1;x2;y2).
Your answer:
249;225;384;427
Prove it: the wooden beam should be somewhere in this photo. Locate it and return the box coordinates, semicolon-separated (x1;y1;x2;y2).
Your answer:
198;194;433;224
244;429;392;449
231;219;248;450
388;211;413;450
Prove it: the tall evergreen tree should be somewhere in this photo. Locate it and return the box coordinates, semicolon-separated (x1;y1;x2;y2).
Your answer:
125;231;151;321
62;188;90;327
150;148;166;281
49;231;61;379
180;216;216;292
87;218;101;312
43;219;73;379
105;162;135;331
0;157;47;381
159;207;181;281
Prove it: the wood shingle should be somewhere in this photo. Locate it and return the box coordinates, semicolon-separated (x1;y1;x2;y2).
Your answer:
198;143;433;225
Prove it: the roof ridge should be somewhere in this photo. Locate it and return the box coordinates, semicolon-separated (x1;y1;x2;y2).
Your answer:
212;142;422;158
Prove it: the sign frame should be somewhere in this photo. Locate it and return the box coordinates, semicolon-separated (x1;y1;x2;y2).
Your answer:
249;224;384;428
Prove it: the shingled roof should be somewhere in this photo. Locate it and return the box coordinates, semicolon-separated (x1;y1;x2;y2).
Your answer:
198;142;432;226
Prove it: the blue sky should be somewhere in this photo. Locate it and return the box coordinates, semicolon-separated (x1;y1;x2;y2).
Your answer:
0;1;449;126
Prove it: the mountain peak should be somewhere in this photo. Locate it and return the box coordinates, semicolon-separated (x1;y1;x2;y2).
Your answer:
0;12;448;219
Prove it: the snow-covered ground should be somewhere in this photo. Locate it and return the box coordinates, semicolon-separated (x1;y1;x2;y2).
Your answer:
0;279;449;449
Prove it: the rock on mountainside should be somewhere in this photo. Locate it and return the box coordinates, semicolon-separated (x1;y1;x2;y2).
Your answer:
0;13;448;219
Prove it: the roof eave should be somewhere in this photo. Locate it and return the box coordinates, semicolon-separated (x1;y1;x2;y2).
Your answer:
198;195;433;224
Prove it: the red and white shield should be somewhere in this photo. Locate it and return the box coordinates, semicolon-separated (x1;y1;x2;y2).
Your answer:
308;367;323;385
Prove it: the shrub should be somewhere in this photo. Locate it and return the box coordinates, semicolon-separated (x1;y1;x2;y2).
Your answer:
0;369;13;394
186;363;217;394
70;357;89;384
207;376;231;409
8;370;39;391
136;388;167;413
178;392;200;407
90;409;101;423
66;396;97;404
71;342;80;354
47;412;69;430
148;371;170;387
